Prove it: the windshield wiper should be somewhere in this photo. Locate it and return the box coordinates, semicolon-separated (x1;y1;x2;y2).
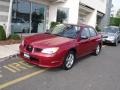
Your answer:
45;32;51;34
64;36;75;39
52;34;62;36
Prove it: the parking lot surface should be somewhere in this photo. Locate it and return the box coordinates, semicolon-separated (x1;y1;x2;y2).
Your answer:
0;45;120;90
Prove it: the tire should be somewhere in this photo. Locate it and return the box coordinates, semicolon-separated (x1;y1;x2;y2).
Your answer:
62;51;75;70
93;44;101;56
114;39;118;46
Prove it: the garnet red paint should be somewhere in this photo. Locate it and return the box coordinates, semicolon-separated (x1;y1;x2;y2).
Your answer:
19;24;102;69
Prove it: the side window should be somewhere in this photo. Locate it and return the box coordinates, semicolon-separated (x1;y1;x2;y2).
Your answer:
89;28;97;37
81;28;90;37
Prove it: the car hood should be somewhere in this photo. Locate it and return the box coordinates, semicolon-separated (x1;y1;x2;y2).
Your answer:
25;33;75;48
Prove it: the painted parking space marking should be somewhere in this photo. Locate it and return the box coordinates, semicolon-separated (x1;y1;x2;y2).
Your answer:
3;66;17;73
0;69;48;90
0;58;48;89
3;61;34;73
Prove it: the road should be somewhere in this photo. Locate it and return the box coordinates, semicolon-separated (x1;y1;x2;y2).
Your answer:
0;45;120;90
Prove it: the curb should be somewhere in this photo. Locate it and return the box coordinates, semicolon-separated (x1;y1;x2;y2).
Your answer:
0;53;19;62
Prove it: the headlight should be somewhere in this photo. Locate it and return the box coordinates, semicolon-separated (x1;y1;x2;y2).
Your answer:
109;36;115;40
41;47;59;54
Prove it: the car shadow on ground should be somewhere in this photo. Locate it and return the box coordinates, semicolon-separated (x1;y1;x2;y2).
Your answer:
47;54;94;72
103;42;120;46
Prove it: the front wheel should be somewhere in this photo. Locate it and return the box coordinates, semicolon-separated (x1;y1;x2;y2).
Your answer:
62;51;75;70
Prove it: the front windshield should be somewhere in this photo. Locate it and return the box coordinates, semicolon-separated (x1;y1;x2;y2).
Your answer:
103;27;119;33
50;24;80;38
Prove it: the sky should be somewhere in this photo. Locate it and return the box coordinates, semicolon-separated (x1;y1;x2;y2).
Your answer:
112;0;120;15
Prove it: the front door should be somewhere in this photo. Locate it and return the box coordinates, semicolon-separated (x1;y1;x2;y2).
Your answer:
31;3;46;33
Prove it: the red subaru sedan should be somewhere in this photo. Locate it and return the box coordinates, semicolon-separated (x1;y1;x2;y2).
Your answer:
19;24;102;70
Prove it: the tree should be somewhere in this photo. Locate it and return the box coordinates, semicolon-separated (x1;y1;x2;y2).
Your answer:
109;17;120;26
116;9;120;18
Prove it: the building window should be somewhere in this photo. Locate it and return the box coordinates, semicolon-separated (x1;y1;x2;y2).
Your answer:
12;0;30;33
56;7;69;23
11;0;48;34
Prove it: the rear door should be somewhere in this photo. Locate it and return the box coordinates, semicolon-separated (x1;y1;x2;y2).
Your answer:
88;27;98;51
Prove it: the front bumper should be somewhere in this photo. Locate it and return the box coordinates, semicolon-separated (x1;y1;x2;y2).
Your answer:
19;45;64;68
102;38;115;44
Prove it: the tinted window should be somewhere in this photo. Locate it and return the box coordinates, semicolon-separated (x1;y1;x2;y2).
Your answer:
89;28;97;37
81;28;90;37
12;18;24;23
17;19;24;23
12;19;17;23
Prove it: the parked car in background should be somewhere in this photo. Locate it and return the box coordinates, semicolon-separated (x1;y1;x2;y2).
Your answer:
19;24;102;70
11;18;30;33
101;26;120;46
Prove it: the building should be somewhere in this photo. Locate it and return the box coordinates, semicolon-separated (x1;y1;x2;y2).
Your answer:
0;0;112;37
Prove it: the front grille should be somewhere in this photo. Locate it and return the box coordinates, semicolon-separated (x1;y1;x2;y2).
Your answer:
30;57;39;62
26;45;33;52
29;56;39;64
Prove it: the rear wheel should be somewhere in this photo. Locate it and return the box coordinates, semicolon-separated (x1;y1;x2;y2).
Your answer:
93;44;101;56
62;51;75;70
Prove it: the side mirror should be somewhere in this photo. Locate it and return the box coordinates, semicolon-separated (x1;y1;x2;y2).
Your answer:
81;35;88;39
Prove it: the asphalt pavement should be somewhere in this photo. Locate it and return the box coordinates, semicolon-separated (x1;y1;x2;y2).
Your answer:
0;44;120;90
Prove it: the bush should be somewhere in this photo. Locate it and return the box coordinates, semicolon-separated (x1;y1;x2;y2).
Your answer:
110;17;120;26
50;22;59;29
0;25;6;40
8;34;21;40
96;26;101;32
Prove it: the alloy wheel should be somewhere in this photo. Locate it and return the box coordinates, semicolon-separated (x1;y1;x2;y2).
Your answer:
63;51;75;70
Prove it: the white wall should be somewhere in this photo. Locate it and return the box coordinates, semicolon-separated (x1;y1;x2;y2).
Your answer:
6;0;13;37
49;0;80;25
85;10;97;28
30;0;80;28
0;1;10;37
4;0;108;35
80;0;107;13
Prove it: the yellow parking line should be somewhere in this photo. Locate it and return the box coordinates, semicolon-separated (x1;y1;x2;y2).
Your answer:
3;66;17;73
0;69;48;89
19;61;34;68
